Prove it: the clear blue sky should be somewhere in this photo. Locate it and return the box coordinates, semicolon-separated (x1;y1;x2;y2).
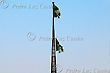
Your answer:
0;0;110;73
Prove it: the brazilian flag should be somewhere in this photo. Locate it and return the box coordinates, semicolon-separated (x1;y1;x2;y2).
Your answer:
53;4;61;18
56;38;64;53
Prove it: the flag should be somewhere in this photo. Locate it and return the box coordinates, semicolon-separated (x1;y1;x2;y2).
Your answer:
56;38;64;53
53;4;61;18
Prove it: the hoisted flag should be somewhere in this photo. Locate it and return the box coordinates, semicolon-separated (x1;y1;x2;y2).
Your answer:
53;4;61;18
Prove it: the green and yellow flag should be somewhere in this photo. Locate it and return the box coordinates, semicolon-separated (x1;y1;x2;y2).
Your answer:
53;4;61;18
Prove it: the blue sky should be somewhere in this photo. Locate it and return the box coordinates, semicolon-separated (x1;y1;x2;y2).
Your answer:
0;0;110;73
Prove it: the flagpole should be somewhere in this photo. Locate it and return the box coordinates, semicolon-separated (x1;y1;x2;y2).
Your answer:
52;2;55;39
51;2;57;73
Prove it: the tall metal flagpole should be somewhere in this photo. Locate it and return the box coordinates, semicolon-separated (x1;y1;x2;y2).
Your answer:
51;2;57;73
